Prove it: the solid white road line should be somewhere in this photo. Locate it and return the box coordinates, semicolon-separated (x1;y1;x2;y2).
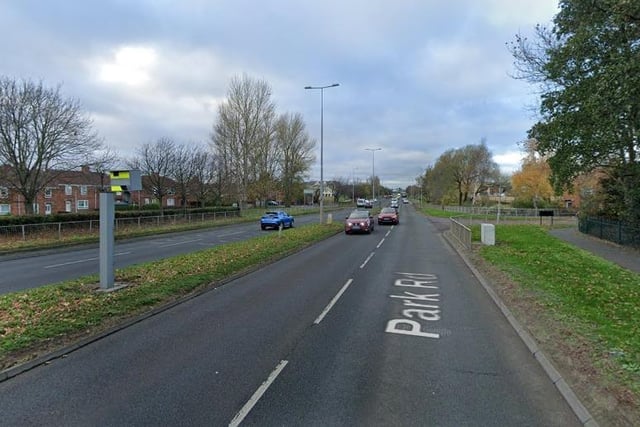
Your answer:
159;238;202;248
229;359;289;427
44;251;132;269
314;279;354;324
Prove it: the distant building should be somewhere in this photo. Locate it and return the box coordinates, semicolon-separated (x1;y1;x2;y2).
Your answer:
0;166;197;216
0;165;104;215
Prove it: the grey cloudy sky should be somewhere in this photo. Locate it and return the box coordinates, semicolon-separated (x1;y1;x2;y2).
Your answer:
1;0;559;189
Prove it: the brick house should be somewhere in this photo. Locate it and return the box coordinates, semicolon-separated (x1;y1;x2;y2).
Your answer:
0;166;201;216
0;166;106;215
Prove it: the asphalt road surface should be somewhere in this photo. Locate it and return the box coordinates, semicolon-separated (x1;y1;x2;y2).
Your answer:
0;210;340;295
0;204;580;426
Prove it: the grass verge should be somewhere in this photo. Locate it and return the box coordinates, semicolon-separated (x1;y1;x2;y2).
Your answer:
469;224;640;424
0;222;343;371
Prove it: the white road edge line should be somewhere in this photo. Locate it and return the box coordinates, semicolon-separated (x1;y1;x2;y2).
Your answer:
44;251;132;269
159;238;202;248
314;279;354;324
376;238;385;248
229;359;289;427
359;252;375;269
218;231;244;237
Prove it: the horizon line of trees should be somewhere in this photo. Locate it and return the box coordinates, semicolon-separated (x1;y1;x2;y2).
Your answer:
0;74;318;215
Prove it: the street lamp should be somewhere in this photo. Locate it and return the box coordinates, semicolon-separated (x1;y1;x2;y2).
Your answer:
365;148;382;206
304;83;339;224
352;167;358;203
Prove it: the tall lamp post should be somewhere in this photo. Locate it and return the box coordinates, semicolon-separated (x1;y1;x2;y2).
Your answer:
351;167;358;203
365;148;382;205
305;83;340;224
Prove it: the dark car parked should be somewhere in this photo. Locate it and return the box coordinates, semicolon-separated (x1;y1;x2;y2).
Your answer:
345;210;375;234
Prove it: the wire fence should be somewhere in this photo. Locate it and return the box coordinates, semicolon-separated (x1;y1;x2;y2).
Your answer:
439;205;578;226
0;210;242;242
579;217;640;249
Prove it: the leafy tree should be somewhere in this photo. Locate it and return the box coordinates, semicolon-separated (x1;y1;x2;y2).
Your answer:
449;141;499;205
0;78;102;214
511;160;553;208
509;0;640;222
422;141;499;206
510;138;554;208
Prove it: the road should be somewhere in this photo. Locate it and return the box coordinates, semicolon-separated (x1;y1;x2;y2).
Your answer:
0;211;338;295
0;204;580;426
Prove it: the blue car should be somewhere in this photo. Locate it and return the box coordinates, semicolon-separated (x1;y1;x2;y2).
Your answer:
260;211;294;230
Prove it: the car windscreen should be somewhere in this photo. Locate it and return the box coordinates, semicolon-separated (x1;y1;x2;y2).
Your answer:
348;212;368;219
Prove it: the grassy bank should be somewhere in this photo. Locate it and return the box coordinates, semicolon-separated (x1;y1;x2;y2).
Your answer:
0;222;343;370
420;204;640;421
471;223;639;424
479;226;640;380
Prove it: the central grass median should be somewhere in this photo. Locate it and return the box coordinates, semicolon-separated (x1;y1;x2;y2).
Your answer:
0;222;343;371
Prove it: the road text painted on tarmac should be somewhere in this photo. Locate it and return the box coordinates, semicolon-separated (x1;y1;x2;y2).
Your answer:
385;272;441;339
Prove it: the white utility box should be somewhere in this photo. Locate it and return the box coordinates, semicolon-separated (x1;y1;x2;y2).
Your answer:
481;223;495;246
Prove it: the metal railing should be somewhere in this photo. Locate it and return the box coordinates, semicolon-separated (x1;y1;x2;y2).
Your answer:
0;210;241;241
579;217;640;248
449;217;472;250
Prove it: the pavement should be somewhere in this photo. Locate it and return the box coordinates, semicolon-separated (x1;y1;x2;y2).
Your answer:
549;226;640;274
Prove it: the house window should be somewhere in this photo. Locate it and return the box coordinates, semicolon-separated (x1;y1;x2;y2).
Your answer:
77;200;89;210
167;198;175;207
45;203;52;215
45;188;52;198
0;204;10;215
33;203;40;214
65;185;72;195
0;187;8;198
144;198;151;205
80;185;88;195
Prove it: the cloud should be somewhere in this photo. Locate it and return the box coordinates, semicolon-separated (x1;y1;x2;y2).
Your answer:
94;46;158;86
0;0;559;190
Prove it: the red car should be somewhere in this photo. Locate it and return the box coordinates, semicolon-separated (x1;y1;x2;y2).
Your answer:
345;210;375;234
377;207;399;225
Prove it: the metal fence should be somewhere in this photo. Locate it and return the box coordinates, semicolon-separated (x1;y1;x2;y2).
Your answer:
579;217;640;248
0;210;241;241
449;217;472;250
441;205;574;218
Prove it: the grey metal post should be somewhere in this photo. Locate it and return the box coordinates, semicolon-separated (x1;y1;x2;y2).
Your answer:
100;191;115;289
304;83;339;223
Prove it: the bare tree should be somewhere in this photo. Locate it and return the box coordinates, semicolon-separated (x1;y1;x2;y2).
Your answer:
90;147;120;191
189;148;217;207
251;113;278;206
0;77;102;214
130;137;176;215
211;74;276;210
172;143;198;209
275;112;315;206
